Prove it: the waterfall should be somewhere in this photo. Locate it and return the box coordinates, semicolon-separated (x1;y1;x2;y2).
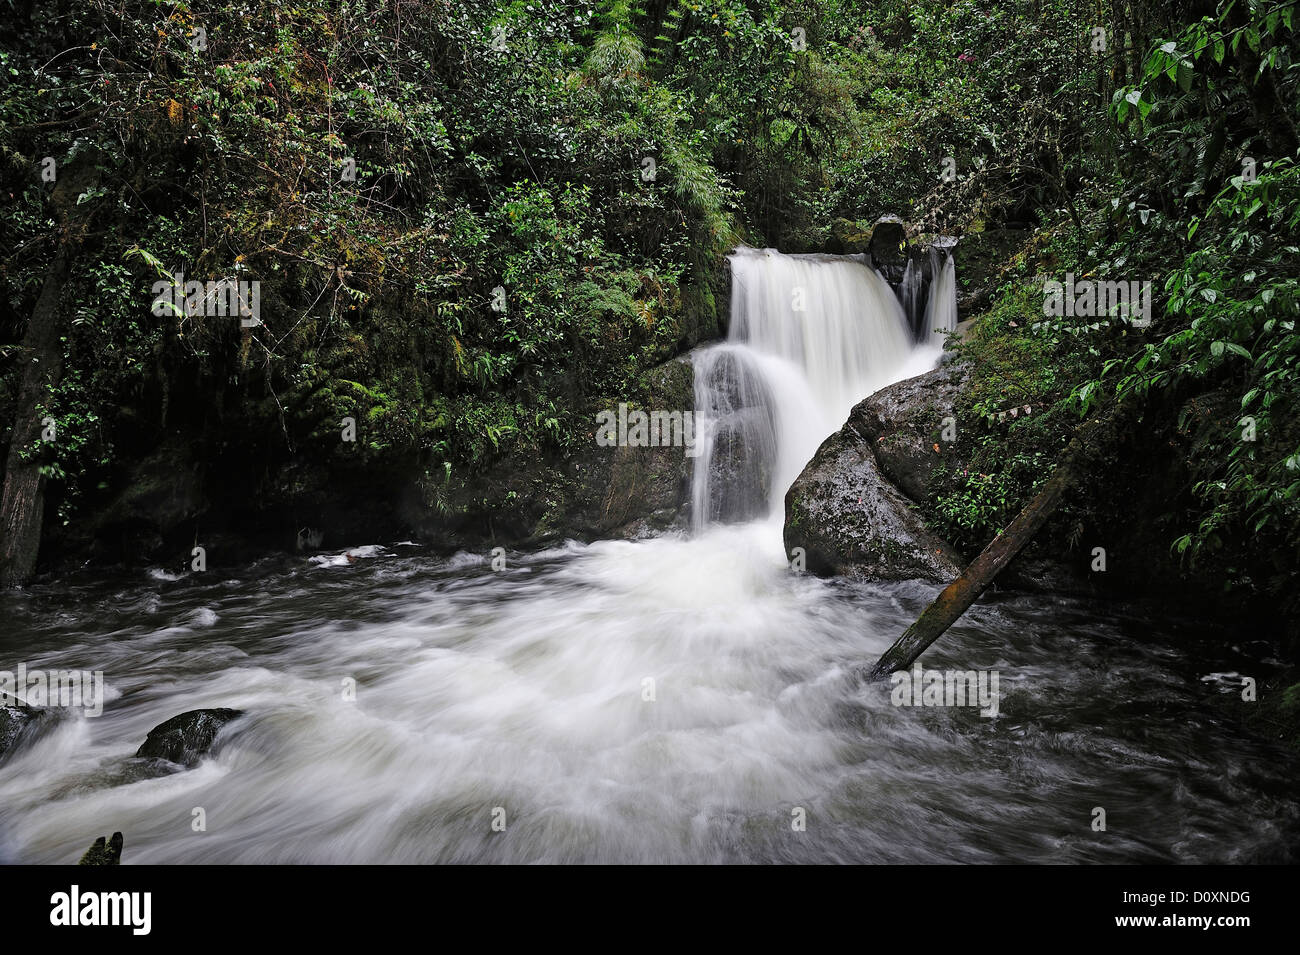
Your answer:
921;244;958;341
691;247;926;530
898;258;925;340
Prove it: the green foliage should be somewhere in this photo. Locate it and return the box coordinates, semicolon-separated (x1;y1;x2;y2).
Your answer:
0;0;733;526
1069;0;1300;607
1103;156;1300;565
0;0;1296;621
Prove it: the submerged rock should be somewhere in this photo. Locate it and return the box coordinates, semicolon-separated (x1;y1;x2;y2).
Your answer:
134;708;244;768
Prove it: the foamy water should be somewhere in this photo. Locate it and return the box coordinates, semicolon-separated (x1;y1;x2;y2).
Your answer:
1;527;1296;863
1;247;1295;863
691;248;937;527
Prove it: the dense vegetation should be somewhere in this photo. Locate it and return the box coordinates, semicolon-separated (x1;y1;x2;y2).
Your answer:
1;1;1297;636
929;0;1299;632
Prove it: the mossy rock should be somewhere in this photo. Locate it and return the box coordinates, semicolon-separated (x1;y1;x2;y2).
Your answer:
78;832;124;866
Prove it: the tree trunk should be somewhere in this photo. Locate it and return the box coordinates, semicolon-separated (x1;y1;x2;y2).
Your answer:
0;155;100;588
863;402;1127;680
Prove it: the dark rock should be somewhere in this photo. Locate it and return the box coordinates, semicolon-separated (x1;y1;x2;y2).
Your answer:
89;444;206;562
1001;547;1095;593
782;359;1100;590
403;355;698;549
784;431;964;582
952;227;1030;316
675;251;731;348
78;832;123;865
854;361;972;503
561;356;697;536
134;708;244;768
0;706;53;763
689;347;776;524
783;361;976;582
867;216;909;278
825;217;874;255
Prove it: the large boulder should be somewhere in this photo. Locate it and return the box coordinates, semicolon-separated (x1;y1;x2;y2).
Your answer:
783;362;969;582
867;216;910;282
784;439;963;582
855;360;972;503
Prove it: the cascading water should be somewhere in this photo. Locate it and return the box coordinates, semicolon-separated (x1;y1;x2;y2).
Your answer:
897;258;925;340
3;243;1294;865
921;243;958;341
691;247;937;530
689;345;784;527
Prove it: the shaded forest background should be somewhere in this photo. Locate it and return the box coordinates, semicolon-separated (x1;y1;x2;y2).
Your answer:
0;1;1296;637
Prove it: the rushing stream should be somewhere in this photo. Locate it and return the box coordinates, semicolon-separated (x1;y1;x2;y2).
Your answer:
1;249;1297;864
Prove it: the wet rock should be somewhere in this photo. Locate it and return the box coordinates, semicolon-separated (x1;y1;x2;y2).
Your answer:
675;250;731;348
689;347;776;525
134;708;244;768
78;832;123;865
784;433;964;582
783;361;972;582
569;356;697;535
0;706;53;763
413;354;698;548
853;361;972;504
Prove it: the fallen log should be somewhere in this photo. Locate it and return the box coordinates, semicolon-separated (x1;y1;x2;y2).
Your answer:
863;401;1125;681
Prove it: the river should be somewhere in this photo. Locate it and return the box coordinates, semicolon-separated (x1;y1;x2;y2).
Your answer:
1;248;1296;863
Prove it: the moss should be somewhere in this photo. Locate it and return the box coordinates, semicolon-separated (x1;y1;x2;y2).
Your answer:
677;275;718;348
